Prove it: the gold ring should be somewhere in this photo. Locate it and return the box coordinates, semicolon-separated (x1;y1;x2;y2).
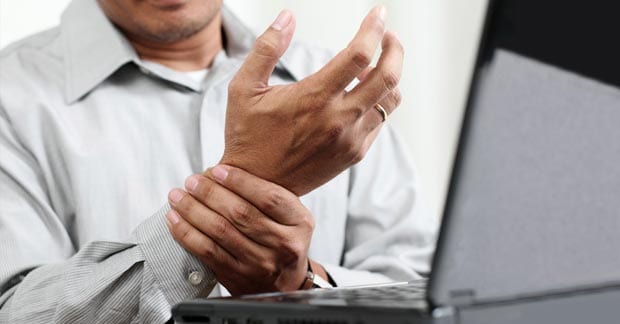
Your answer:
374;103;388;122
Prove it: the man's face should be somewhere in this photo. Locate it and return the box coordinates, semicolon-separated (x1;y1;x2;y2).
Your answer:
98;0;223;43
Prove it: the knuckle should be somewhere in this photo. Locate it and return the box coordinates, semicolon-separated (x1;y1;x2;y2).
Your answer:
394;36;405;55
200;180;217;201
392;89;403;107
228;77;241;94
352;147;367;164
254;37;280;58
381;70;400;91
348;45;372;69
301;213;315;231
349;103;365;120
230;203;253;227
342;134;357;150
280;240;304;264
173;196;193;215
211;218;228;239
261;188;287;214
197;241;215;259
344;138;365;164
175;224;191;244
370;18;385;37
385;31;405;56
296;81;330;112
258;260;279;279
325;122;346;143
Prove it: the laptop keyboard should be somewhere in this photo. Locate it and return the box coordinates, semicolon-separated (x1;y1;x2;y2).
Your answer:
240;280;428;310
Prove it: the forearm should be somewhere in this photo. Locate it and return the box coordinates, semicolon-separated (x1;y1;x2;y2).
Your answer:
1;205;215;324
1;242;144;323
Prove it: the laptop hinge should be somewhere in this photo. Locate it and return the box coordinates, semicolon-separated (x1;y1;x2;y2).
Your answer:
448;289;476;306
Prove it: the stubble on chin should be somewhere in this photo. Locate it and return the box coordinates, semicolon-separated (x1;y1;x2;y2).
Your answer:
99;0;222;44
137;17;213;43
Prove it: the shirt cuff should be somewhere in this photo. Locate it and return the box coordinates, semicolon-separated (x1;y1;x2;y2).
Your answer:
134;204;216;306
321;263;396;287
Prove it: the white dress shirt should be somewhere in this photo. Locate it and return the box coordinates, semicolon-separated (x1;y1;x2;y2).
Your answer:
0;0;438;322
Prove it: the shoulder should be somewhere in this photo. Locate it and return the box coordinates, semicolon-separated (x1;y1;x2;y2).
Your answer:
0;27;64;85
0;27;65;108
0;26;63;70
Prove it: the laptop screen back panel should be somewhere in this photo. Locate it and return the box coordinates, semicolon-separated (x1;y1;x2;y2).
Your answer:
429;0;620;306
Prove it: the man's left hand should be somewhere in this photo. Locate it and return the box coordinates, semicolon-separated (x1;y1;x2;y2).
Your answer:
165;165;317;296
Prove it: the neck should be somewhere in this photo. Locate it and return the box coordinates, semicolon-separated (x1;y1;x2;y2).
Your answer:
126;14;223;72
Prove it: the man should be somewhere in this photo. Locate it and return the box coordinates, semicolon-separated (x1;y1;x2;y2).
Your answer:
0;0;436;322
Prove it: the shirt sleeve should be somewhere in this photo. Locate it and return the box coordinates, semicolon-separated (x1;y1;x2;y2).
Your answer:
0;106;215;323
323;125;439;287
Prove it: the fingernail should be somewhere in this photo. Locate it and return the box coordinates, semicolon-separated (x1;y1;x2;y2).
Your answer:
169;189;184;204
378;5;387;23
211;165;229;183
166;210;180;225
185;175;199;192
271;10;293;31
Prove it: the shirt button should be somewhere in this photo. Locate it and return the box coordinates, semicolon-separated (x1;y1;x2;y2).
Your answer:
187;270;204;286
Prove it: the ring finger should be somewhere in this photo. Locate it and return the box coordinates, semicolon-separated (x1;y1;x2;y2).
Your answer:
362;86;401;131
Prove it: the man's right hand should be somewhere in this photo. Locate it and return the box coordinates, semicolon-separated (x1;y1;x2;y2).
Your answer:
219;6;404;196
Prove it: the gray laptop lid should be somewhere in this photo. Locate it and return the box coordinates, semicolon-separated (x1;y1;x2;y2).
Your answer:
429;0;620;307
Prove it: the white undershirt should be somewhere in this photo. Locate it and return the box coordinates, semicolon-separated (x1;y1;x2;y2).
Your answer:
141;60;209;83
180;68;209;83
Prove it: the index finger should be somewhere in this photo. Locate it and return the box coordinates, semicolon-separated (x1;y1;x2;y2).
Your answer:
311;5;387;94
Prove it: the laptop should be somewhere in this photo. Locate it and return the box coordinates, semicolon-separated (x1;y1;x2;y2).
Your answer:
173;0;620;323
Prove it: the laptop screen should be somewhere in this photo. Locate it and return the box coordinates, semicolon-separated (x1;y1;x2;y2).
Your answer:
429;0;620;306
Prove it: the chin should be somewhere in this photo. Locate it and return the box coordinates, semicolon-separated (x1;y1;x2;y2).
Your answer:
139;1;221;42
147;20;209;43
100;0;222;43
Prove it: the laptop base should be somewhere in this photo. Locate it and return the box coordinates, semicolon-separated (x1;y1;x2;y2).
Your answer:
456;284;620;324
174;301;433;324
174;283;620;324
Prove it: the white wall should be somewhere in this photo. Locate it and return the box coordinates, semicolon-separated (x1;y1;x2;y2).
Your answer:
0;0;487;221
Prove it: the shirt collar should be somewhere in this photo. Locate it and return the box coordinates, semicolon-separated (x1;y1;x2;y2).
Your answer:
61;0;138;103
60;0;301;104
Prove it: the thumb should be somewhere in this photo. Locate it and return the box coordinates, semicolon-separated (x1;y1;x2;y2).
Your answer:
236;10;296;87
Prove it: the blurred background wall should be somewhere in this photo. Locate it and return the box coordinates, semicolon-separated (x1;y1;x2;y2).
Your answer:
0;0;487;223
